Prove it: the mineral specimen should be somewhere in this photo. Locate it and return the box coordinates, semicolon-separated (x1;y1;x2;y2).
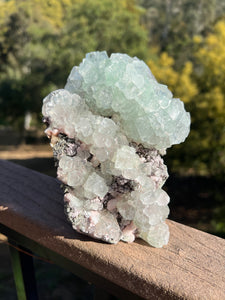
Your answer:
42;51;190;248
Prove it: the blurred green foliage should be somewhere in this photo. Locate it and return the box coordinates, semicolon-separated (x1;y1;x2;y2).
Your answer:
0;0;225;237
0;0;225;179
153;20;225;178
0;0;148;130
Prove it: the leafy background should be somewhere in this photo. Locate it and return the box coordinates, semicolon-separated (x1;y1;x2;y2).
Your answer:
1;0;225;234
0;0;225;297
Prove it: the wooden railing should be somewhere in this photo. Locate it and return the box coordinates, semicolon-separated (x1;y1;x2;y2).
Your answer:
0;159;224;300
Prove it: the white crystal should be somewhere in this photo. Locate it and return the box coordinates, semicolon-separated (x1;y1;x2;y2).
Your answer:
139;222;170;248
116;195;136;220
113;146;141;171
83;172;108;199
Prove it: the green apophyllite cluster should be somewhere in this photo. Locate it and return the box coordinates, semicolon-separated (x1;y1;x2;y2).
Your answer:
65;51;190;150
42;51;190;247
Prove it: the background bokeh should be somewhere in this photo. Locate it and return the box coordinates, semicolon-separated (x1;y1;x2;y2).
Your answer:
0;0;225;297
1;0;225;236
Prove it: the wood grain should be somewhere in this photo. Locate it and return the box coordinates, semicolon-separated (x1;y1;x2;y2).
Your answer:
0;159;224;299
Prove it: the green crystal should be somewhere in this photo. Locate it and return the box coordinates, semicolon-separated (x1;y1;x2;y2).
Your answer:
65;51;190;151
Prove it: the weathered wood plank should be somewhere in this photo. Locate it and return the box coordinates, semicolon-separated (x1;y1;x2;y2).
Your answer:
0;159;225;299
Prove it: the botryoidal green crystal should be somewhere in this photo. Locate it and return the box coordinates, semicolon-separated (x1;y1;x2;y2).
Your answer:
42;51;190;248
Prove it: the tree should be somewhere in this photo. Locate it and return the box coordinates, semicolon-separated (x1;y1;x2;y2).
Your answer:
148;20;225;177
190;20;225;176
0;0;63;129
138;0;224;66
